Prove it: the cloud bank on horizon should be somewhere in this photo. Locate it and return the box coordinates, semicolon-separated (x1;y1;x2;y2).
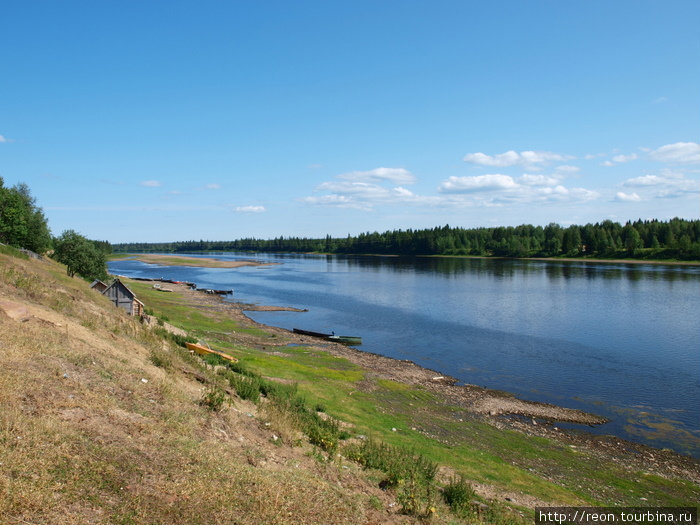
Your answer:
302;141;700;216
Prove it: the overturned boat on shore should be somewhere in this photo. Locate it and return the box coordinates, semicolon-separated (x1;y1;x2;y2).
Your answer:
293;328;362;345
198;288;233;295
186;342;238;362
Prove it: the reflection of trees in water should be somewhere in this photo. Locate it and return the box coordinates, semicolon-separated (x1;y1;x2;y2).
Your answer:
339;254;697;283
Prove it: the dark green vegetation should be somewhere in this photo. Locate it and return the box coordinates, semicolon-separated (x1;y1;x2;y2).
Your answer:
345;437;439;516
0;177;52;253
0;179;112;280
52;229;111;281
114;218;700;261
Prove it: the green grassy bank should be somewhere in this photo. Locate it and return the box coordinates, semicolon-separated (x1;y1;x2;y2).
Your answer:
127;280;700;512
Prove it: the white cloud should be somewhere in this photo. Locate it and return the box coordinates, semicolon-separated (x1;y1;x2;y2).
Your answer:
612;153;638;163
463;150;571;169
304;163;597;211
622;171;700;199
649;142;700;164
623;174;667;187
235;205;266;213
439;174;518;193
301;194;364;209
306;181;438;209
438;173;598;205
205;183;221;190
303;167;439;210
338;167;416;185
652;96;668;104
518;174;561;186
0;135;7;143
317;181;391;199
140;180;162;187
615;192;641;202
601;153;638;167
393;186;414;198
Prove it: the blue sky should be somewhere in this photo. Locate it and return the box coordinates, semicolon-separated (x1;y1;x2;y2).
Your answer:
1;1;699;243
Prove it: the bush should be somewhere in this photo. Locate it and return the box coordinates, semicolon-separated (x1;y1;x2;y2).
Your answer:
200;386;228;411
345;438;437;487
442;475;475;517
344;438;437;516
226;360;256;377
226;372;263;402
301;411;340;454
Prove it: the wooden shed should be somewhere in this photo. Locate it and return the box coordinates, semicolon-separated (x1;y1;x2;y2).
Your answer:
90;279;108;293
102;279;144;316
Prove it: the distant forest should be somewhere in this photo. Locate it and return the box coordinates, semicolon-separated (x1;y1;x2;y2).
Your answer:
112;218;700;260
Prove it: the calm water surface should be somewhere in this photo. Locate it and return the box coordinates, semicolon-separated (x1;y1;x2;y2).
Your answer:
109;254;700;457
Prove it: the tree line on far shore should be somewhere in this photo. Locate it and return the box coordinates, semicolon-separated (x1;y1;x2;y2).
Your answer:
3;178;699;269
0;177;110;280
114;218;700;261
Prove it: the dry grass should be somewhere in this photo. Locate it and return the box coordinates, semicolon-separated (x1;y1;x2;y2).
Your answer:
1;253;492;524
1;255;385;524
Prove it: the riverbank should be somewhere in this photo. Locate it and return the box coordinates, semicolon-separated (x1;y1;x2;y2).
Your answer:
161;282;608;425
125;278;700;500
5;251;699;524
110;253;276;268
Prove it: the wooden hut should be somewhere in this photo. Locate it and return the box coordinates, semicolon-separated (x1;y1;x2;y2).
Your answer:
102;279;144;316
89;279;108;293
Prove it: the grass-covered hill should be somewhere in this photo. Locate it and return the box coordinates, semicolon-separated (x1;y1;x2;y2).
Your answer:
1;248;698;524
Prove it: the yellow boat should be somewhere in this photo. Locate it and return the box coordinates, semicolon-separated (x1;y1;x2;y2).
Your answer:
186;342;238;363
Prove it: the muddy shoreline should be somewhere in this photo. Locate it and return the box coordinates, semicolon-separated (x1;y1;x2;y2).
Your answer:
157;282;700;481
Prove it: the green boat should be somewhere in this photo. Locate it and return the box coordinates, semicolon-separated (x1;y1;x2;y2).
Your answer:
328;335;363;345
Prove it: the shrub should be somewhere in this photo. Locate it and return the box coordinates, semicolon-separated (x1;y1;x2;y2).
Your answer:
301;411;340;454
226;360;255;377
397;471;436;517
344;438;438;516
221;361;341;457
345;438;437;487
227;373;263;402
442;475;475;517
200;386;228;411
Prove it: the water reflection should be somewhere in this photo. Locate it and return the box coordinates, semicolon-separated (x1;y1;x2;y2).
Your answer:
327;254;699;283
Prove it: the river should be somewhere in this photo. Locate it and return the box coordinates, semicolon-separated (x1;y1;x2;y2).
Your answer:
108;253;700;458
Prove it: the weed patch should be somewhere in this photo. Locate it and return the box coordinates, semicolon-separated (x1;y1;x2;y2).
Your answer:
344;437;438;516
442;474;476;517
149;349;172;370
200;386;228;411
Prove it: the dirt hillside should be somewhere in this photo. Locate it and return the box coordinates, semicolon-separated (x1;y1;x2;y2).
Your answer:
0;253;437;524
